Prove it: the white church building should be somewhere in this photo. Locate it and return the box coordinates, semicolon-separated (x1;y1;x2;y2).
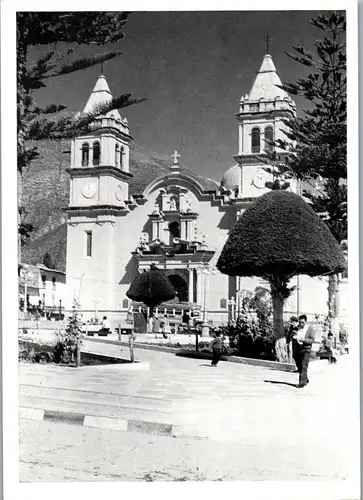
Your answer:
65;53;348;331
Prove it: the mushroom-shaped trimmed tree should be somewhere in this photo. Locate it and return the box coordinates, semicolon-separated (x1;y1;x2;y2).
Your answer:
126;264;175;361
126;264;176;317
217;191;346;362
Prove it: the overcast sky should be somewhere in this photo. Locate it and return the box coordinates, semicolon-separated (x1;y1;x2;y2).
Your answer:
34;10;335;182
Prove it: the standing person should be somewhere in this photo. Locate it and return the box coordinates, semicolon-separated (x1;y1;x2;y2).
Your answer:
101;316;111;336
293;314;315;388
210;332;223;367
152;314;161;336
148;313;154;334
324;333;339;363
162;314;171;338
286;316;299;369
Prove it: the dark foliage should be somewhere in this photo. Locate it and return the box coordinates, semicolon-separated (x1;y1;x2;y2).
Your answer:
273;12;347;244
217;190;346;280
18;341;53;363
126;265;176;308
43;251;55;269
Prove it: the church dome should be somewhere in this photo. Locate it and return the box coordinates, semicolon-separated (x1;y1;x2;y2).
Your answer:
220;164;241;191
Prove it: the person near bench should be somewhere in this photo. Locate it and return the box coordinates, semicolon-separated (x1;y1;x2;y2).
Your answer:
323;333;339;363
100;316;111;336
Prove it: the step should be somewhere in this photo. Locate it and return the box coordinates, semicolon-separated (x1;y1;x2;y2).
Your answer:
19;395;178;425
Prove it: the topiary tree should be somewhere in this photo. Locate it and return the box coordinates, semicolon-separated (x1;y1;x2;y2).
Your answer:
126;264;176;315
217;190;346;362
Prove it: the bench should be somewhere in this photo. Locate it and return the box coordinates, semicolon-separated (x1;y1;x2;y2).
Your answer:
316;351;334;361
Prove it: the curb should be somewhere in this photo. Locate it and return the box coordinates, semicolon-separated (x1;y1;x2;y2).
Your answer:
82;337;295;371
176;350;296;372
82;336;180;354
20;406;205;440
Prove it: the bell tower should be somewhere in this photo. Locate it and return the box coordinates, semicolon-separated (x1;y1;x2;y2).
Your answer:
234;53;296;197
69;74;132;208
65;74;133;313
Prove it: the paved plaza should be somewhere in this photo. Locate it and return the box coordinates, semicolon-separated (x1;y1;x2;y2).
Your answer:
19;344;357;482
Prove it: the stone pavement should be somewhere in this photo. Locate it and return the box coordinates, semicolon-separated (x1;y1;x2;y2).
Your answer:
19;345;358;481
18;418;347;482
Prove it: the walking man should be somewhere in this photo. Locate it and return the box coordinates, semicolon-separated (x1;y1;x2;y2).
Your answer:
210;332;223;367
293;314;315;388
286;316;299;366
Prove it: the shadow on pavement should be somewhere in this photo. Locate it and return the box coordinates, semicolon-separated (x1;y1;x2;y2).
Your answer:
199;364;214;367
264;380;298;388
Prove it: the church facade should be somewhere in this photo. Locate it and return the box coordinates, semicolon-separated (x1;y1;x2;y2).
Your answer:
65;54;348;330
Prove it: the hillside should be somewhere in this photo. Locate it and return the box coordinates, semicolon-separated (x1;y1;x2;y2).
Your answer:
21;140;219;271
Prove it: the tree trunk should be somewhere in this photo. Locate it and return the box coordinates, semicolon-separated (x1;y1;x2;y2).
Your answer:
76;338;81;367
129;333;135;363
270;277;289;363
328;274;340;342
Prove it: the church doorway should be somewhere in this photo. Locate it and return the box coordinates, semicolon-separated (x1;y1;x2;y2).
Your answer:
167;273;188;303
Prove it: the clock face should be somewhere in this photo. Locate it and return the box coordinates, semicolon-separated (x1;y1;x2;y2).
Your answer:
82;182;97;199
252;168;266;189
115;185;123;202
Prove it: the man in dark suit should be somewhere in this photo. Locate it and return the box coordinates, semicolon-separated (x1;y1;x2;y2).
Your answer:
292;314;315;388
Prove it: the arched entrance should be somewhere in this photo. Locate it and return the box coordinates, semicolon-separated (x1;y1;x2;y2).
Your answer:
167;273;188;303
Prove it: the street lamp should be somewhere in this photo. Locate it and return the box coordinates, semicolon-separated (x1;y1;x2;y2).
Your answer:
93;300;99;322
228;296;236;323
200;264;217;336
20;266;34;314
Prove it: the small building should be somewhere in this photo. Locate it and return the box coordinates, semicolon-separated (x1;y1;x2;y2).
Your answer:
19;263;66;317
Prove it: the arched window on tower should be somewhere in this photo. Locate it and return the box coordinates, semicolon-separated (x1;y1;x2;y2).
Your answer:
264;126;274;153
92;141;101;166
251;127;260;154
115;144;120;167
81;143;89;167
120;146;125;168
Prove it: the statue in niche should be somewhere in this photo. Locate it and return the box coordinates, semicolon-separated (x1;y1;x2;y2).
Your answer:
169;196;177;211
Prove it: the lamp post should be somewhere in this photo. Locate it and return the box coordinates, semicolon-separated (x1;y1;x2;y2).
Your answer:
228;296;236;323
200;264;217;336
20;266;34;314
93;300;99;322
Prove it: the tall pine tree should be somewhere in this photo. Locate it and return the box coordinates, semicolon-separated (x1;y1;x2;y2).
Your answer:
17;12;145;258
271;12;347;337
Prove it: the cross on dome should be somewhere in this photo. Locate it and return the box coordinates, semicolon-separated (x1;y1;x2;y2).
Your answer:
172;150;181;165
265;34;272;54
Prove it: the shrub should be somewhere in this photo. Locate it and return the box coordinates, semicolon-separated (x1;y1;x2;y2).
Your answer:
216;307;276;361
339;323;348;345
18;340;53;363
52;298;82;364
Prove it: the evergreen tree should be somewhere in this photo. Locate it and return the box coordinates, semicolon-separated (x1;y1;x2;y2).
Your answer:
270;12;347;336
17;12;145;255
63;298;83;364
43;252;54;269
